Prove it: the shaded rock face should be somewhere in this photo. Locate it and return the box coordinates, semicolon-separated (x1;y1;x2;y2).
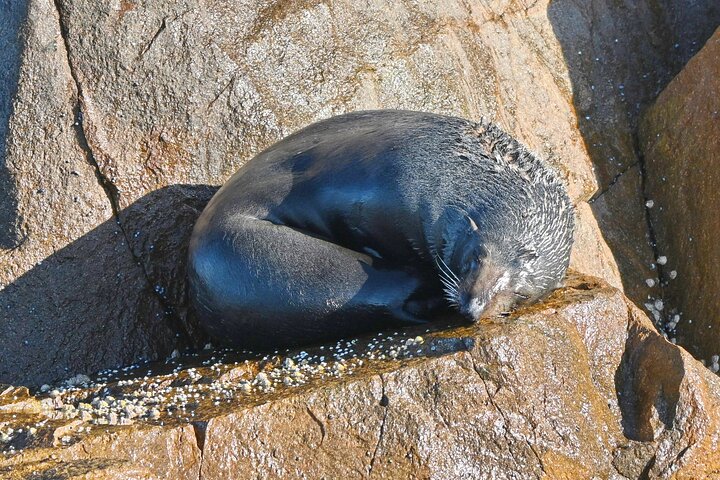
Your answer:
548;0;720;311
640;28;720;363
2;277;720;478
0;0;718;385
0;183;216;387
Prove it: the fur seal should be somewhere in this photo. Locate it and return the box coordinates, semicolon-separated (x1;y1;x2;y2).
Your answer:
188;110;574;348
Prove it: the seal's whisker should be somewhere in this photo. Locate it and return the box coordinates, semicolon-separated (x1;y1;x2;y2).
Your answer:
435;255;461;286
438;272;458;290
443;293;457;304
442;284;460;308
437;256;461;283
439;276;460;302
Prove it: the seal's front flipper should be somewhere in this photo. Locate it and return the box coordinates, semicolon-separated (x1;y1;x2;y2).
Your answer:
189;215;434;349
402;296;447;320
350;263;434;326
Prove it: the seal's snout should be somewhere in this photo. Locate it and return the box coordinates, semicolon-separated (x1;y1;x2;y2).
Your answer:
459;284;516;322
456;258;522;321
459;295;487;322
456;274;494;321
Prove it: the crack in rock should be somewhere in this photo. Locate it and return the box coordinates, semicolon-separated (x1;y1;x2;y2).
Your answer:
470;356;546;478
51;0;192;345
305;405;326;447
588;160;640;203
191;421;206;480
138;16;167;60
368;374;389;477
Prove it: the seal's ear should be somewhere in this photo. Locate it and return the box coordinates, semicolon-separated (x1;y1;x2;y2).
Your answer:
518;245;537;260
466;216;479;232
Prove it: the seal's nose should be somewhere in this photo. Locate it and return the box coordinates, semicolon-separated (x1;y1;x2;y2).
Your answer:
467;298;487;321
458;294;486;322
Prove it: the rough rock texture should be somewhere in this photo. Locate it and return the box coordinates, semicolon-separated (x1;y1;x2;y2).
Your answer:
588;166;656;304
0;0;27;251
640;28;720;362
548;0;720;310
0;0;174;387
1;0;719;385
0;422;202;479
2;276;720;478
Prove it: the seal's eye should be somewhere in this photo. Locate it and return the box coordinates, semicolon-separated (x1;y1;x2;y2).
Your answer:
464;258;478;275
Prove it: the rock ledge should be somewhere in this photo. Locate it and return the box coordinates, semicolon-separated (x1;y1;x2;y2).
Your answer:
1;275;719;479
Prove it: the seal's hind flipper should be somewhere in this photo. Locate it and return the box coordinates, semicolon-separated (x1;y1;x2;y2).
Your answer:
189;216;433;349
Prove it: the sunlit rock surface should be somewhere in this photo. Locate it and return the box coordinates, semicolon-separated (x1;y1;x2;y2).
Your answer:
5;0;720;385
1;276;719;479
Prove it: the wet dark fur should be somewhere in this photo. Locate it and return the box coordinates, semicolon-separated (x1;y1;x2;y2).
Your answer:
188;110;574;348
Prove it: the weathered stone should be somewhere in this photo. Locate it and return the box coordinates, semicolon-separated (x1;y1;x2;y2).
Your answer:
616;302;720;479
0;0;174;387
640;27;720;362
120;184;218;345
2;0;719;387
0;0;27;251
54;0;600;204
548;1;720;186
588;165;658;308
0;424;201;480
570;202;623;291
1;277;719;478
548;0;720;311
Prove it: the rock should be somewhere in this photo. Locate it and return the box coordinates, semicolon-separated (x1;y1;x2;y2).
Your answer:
588;166;657;305
0;0;27;251
1;276;720;478
570;202;623;291
0;385;43;415
120;184;219;345
548;0;720;310
548;1;720;186
2;0;719;386
0;424;201;480
640;27;720;361
0;0;176;387
53;0;599;204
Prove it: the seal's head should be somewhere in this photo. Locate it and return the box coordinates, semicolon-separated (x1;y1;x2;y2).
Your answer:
432;118;575;321
438;212;571;322
454;245;539;320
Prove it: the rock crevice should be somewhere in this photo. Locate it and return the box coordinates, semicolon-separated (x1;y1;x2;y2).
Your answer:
368;374;388;477
51;0;192;345
588;160;639;203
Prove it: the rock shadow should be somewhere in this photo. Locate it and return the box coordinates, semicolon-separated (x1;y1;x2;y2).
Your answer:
546;0;716;448
614;315;684;442
546;1;720;305
547;0;720;186
0;0;29;249
0;184;216;387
